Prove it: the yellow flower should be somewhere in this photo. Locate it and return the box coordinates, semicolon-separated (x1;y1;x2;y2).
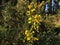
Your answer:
38;1;44;7
26;33;30;37
32;31;35;33
26;11;30;16
25;30;28;34
25;30;31;37
28;5;32;9
33;14;38;19
34;3;37;8
32;14;42;23
31;9;35;12
35;19;39;23
28;17;32;21
33;37;39;41
27;37;31;41
37;26;39;29
28;21;31;24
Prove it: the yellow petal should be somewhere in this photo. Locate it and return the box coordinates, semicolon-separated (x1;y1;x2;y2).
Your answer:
27;37;31;41
32;31;35;33
28;21;31;24
33;37;39;41
28;17;32;21
28;5;32;9
31;9;35;12
26;11;30;16
25;30;28;34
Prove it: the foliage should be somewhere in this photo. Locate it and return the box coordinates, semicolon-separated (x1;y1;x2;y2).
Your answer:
0;0;60;45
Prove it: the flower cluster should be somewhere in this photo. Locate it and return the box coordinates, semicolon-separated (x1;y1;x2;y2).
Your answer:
23;1;44;42
24;29;39;42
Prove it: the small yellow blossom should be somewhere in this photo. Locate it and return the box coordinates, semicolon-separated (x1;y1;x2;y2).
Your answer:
26;11;30;16
25;30;31;37
33;37;39;41
31;9;35;12
38;1;44;7
28;17;32;21
28;5;32;9
33;22;36;25
35;19;39;23
32;31;35;33
26;33;30;37
37;26;39;29
34;3;37;8
33;14;38;19
27;37;31;41
28;21;31;24
25;30;28;34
